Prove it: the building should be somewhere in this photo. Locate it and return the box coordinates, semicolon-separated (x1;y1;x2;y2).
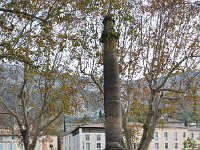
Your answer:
39;135;58;150
0;128;57;150
0;128;22;150
132;119;200;150
62;124;105;150
63;120;200;150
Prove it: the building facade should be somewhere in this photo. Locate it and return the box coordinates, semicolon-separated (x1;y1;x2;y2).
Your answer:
0;128;22;150
148;126;200;150
0;128;57;150
39;135;58;150
62;124;105;150
132;119;200;150
63;121;200;150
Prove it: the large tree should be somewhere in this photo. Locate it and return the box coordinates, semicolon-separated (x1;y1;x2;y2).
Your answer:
0;61;75;150
0;1;77;149
137;1;200;149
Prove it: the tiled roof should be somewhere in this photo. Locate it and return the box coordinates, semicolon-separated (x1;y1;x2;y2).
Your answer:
166;118;184;123
80;123;104;128
127;122;143;127
62;124;104;136
188;127;200;131
0;129;16;135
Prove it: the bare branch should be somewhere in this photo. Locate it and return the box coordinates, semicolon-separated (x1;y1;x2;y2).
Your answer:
28;109;47;127
0;97;16;116
155;56;188;91
0;112;11;114
80;68;104;94
0;53;12;59
39;111;62;132
0;96;23;131
0;7;47;22
158;88;185;93
163;97;181;100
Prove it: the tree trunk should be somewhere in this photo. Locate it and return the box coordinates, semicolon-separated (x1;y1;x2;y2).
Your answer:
122;118;133;150
137;101;160;150
21;129;30;150
101;15;125;150
29;136;38;150
58;134;61;150
21;128;38;150
122;87;133;150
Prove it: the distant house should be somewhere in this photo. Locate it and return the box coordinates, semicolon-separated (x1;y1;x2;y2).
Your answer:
0;128;21;150
0;128;57;150
62;124;105;150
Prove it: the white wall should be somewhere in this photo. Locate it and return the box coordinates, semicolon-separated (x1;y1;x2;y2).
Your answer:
81;133;105;150
63;128;105;150
0;135;21;150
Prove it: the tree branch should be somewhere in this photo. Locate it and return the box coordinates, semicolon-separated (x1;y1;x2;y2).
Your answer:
80;68;104;94
39;111;62;132
0;7;46;22
0;53;12;59
0;96;24;132
0;112;11;114
155;56;189;91
158;88;185;93
163;97;181;100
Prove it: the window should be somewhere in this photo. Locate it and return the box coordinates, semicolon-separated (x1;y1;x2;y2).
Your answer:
97;143;101;150
165;143;168;149
174;132;178;141
85;134;90;141
155;143;159;149
97;134;101;141
86;143;90;150
69;136;71;150
154;132;158;141
0;144;3;150
65;137;67;144
133;143;137;149
164;132;168;141
190;132;194;140
8;144;16;150
175;143;178;149
183;132;186;138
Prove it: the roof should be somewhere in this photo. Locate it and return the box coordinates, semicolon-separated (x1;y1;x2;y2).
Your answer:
62;123;104;136
0;129;17;136
166;118;184;123
188;127;200;131
127;122;143;127
79;124;104;128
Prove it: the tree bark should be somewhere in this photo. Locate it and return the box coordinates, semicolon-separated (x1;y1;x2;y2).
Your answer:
137;96;160;150
101;15;126;150
122;87;133;150
122;118;133;150
21;129;30;150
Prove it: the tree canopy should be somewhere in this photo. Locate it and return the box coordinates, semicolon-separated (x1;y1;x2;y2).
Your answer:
0;0;200;150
